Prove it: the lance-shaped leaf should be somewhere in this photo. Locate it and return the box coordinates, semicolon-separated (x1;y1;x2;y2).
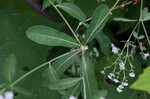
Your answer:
96;31;111;56
81;53;98;99
48;77;81;90
130;66;150;94
0;54;16;83
26;25;79;48
53;50;79;75
57;3;86;22
85;4;110;43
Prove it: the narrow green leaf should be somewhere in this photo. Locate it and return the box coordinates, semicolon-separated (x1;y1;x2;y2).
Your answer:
0;54;16;83
53;50;79;75
96;31;111;56
57;3;86;22
85;4;110;43
26;25;79;48
61;83;81;99
48;77;81;90
130;66;150;94
113;17;137;22
81;53;98;99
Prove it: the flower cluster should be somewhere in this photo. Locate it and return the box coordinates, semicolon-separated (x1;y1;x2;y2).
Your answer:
0;91;14;99
100;43;137;93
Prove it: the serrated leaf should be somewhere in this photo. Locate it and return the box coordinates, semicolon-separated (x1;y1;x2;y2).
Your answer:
26;25;79;48
0;54;16;83
130;66;150;94
53;50;79;75
85;4;110;43
57;3;86;22
48;77;82;90
96;31;111;56
81;53;98;99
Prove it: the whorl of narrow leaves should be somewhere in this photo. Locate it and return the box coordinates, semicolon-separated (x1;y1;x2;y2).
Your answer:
85;4;110;43
57;3;86;22
26;25;79;48
130;66;150;94
48;77;82;90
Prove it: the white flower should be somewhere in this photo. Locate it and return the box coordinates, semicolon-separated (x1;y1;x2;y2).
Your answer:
4;91;14;99
100;70;105;74
119;61;125;70
143;53;150;60
111;44;120;54
0;95;4;99
122;82;128;86
129;72;135;78
113;79;119;83
118;85;124;89
116;87;123;93
69;96;76;99
93;48;99;57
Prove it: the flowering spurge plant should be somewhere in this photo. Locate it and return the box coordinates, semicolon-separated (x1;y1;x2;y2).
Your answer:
1;0;150;99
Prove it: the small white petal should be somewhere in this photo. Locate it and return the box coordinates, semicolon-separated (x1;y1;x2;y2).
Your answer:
108;75;112;79
118;85;124;89
116;87;123;93
129;72;135;78
93;48;99;57
119;61;125;70
0;95;4;99
100;71;105;74
113;79;119;83
82;34;85;39
109;73;115;77
4;91;14;99
122;82;128;86
143;53;150;60
85;46;88;50
69;96;76;99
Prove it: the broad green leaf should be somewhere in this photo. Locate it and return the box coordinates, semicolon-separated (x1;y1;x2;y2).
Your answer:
53;50;79;75
48;77;81;90
81;53;98;99
26;25;79;48
85;4;110;43
113;17;137;22
57;3;86;22
0;54;16;83
130;66;150;94
96;31;111;56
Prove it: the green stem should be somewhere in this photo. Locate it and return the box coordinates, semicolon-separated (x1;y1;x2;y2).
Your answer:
50;2;82;45
84;0;120;45
10;49;79;87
